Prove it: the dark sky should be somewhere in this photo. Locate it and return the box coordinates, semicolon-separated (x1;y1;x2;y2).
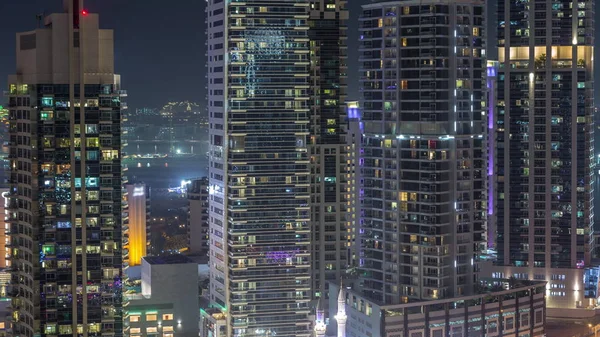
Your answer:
0;1;597;110
0;0;368;111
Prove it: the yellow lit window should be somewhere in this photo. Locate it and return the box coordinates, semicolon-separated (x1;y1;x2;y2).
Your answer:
44;324;55;334
130;328;141;334
401;38;407;47
163;326;174;332
162;314;174;321
147;327;158;333
146;314;157;321
86;137;99;147
403;6;410;15
473;27;480;36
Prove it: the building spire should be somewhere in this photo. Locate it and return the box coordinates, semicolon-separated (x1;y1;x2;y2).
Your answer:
314;297;327;337
335;280;347;337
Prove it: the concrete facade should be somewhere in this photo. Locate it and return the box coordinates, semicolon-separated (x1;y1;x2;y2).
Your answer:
329;279;547;337
126;255;199;337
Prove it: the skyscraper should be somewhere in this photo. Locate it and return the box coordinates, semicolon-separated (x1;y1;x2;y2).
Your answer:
186;177;209;256
307;0;350;304
486;0;596;315
6;0;124;335
358;0;486;304
205;0;312;336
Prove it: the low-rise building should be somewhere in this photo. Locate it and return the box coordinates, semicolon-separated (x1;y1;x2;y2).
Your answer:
480;260;600;319
327;278;547;337
125;255;199;337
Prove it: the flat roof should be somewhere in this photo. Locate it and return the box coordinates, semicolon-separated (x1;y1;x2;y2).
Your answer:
143;254;193;265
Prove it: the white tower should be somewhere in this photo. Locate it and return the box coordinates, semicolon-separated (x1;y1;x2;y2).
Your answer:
314;298;327;337
335;282;347;337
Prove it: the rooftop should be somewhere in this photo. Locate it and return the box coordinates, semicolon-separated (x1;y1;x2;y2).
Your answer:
143;254;193;265
340;277;546;308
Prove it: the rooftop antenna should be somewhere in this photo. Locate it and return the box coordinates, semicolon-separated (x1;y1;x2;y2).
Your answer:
36;13;43;28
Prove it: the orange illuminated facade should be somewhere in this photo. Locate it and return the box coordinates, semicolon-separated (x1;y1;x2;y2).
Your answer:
125;184;148;266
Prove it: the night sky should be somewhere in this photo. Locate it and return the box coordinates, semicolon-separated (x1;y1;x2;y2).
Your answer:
0;0;368;110
0;1;598;110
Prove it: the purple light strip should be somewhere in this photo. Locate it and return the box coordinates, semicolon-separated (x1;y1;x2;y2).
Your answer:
487;75;495;249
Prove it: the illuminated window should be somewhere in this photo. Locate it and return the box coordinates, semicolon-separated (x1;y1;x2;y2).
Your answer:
162;314;174;321
473;27;479;36
146;314;157;321
130;315;140;322
40;111;54;120
130;328;141;334
162;326;174;332
326;4;336;9
59;325;72;334
44;324;56;334
86;137;99;147
400;192;408;201
147;327;158;333
41;97;54;108
403;6;410;14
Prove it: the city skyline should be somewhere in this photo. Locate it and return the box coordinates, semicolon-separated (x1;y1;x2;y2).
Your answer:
0;0;599;336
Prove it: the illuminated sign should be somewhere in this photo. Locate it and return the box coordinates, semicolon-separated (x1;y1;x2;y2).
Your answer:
133;187;145;197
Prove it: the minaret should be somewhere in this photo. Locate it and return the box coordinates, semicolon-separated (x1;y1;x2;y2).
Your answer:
314;298;327;337
335;281;347;337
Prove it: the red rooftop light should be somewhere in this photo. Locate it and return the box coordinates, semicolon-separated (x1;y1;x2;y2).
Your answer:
82;10;88;16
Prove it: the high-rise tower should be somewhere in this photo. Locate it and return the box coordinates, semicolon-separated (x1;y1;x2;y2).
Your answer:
307;0;350;304
6;0;124;335
205;0;312;336
488;0;596;315
358;0;487;304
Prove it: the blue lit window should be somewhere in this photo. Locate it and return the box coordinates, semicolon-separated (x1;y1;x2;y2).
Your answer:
57;221;71;228
86;177;99;187
41;97;53;107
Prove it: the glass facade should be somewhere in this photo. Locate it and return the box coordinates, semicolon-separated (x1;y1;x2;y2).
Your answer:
307;0;350;303
359;1;486;304
207;0;312;335
8;84;124;336
496;0;595;269
6;6;124;337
